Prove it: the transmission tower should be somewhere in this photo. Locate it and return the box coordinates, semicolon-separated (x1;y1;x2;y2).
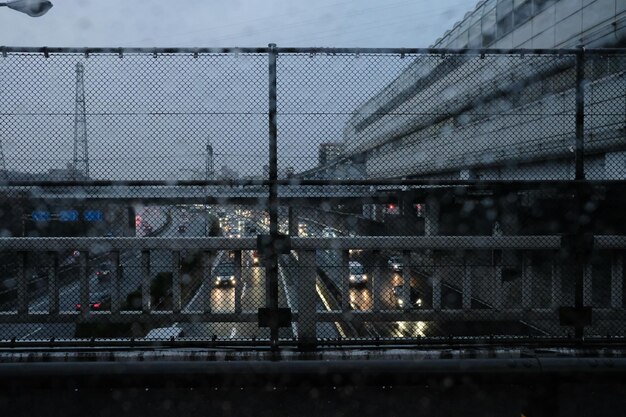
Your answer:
72;62;89;179
205;141;214;180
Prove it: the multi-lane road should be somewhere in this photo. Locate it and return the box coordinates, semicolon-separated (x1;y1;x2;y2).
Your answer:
0;207;175;341
298;216;544;339
0;206;541;342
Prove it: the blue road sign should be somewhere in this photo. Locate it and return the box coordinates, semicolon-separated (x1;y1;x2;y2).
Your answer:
84;210;103;222
31;211;51;222
59;210;79;222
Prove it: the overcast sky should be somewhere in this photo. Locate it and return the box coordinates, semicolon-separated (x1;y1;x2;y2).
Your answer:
1;1;480;180
0;0;474;47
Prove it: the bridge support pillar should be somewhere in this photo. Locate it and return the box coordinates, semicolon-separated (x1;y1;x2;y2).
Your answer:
371;250;382;311
297;250;317;347
288;207;298;237
462;251;472;310
498;195;522;311
551;256;562;310
340;250;350;312
611;252;623;308
521;252;533;309
424;196;439;236
425;196;441;310
125;206;136;237
234;250;243;314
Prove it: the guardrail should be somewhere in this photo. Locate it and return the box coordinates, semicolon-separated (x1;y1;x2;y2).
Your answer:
0;235;624;347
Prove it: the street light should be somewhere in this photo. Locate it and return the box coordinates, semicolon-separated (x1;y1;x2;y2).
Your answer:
0;0;53;17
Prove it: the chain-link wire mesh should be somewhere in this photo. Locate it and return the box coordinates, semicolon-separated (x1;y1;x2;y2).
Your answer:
0;48;624;347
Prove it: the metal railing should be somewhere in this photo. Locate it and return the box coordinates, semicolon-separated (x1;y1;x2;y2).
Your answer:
0;235;625;347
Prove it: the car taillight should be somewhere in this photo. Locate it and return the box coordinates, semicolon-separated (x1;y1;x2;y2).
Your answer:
76;303;81;309
93;303;101;309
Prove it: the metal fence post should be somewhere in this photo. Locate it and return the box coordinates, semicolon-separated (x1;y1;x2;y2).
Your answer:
267;42;280;348
234;250;243;313
48;252;59;314
298;250;317;347
575;45;585;181
573;46;589;340
171;251;181;313
79;251;89;316
141;250;151;313
111;251;121;314
17;252;27;316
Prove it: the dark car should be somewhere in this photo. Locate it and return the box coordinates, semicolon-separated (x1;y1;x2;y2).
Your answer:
214;262;236;287
95;262;112;279
76;292;111;311
393;285;422;309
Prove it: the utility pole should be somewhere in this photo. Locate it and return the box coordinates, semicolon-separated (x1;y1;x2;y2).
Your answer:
72;62;89;179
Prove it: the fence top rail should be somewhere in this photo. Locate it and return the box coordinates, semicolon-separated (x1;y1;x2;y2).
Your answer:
594;236;626;249
0;236;565;251
2;179;626;188
1;45;623;56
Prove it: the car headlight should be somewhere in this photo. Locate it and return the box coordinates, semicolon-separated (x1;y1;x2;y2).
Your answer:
215;279;220;284
416;298;422;307
362;274;367;281
230;277;235;283
349;276;356;281
397;299;404;307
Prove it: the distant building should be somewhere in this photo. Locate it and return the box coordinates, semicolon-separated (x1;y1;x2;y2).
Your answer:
218;165;239;180
280;166;295;179
318;143;342;167
341;0;626;180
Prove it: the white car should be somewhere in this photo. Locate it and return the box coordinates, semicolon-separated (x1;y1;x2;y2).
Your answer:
322;227;337;238
348;261;367;286
387;256;403;272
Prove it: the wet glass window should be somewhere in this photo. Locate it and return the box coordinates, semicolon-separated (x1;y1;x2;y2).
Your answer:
469;21;482;48
496;0;513;37
533;0;557;14
456;30;469;48
482;6;497;46
513;0;532;28
214;263;235;276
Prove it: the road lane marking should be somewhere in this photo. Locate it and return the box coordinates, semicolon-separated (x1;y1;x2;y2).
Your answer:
19;326;43;339
315;281;347;338
240;282;247;306
278;264;298;339
185;282;205;313
182;250;224;313
30;280;80;311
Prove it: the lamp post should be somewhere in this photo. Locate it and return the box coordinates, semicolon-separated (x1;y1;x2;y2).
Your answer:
0;0;53;17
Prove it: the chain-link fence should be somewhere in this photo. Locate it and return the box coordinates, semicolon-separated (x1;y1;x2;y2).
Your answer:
0;46;624;348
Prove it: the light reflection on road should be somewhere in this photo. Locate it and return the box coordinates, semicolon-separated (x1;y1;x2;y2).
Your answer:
349;287;372;311
393;321;428;338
